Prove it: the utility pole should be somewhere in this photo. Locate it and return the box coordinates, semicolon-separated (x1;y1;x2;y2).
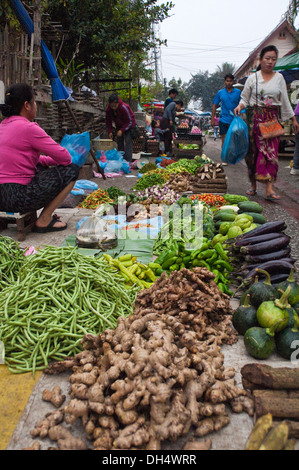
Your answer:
152;23;162;83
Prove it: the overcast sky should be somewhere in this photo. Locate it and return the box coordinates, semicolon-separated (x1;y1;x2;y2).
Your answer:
156;0;297;84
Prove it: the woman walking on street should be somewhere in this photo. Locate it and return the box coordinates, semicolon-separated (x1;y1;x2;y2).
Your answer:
234;45;299;201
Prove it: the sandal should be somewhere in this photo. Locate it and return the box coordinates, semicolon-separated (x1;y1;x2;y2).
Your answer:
265;193;281;202
32;215;68;233
246;189;257;196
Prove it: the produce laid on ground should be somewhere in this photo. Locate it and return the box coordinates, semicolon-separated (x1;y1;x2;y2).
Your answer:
242;364;299;448
0;246;139;375
1;148;299;450
0;235;25;290
78;189;114;209
231;267;299;361
31;268;254;450
135;185;181;206
102;253;161;289
228;220;295;287
132;172;167;191
166;162;227;193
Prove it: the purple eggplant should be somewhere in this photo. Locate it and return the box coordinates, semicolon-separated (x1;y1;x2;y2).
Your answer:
240;235;291;256
270;273;291;285
235;232;284;247
245;259;294;280
245;246;291;263
238;220;287;240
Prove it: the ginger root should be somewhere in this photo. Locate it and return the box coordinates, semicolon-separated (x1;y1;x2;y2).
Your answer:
42;386;66;408
39;268;250;451
183;438;212;450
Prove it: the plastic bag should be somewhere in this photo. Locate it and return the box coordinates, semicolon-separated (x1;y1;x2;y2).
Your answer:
221;115;249;165
99;149;131;174
74;179;98;191
60;131;91;167
76;213;117;249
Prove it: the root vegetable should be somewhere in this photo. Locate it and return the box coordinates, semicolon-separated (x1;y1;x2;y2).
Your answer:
183;438;212;450
245;413;273;450
47;425;88;450
30;410;64;439
42;386;66;408
38;268;250;450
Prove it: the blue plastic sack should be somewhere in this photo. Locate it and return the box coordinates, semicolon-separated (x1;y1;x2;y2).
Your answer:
97;149;131;174
74;179;98;191
221;115;249;165
60;131;91;167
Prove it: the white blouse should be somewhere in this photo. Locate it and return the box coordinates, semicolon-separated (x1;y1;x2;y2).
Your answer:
240;71;294;121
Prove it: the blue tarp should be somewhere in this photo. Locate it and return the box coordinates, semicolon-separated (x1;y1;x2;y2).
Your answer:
9;0;70;102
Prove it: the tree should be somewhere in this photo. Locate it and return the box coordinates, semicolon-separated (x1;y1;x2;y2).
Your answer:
167;77;191;107
43;0;174;83
0;0;173;88
186;63;236;111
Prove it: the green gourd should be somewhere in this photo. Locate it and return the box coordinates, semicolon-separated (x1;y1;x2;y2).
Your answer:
256;285;292;332
232;294;258;336
277;270;299;306
275;315;299;360
244;324;276;360
244;270;279;309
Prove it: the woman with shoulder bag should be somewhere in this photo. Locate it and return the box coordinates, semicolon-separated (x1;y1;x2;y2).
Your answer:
234;45;299;201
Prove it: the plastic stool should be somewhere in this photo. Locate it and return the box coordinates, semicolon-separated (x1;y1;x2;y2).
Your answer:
0;211;37;241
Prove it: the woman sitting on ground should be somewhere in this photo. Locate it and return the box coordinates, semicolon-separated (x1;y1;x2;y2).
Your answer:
0;83;79;232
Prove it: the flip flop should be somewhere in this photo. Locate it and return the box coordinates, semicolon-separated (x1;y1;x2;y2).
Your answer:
265;193;281;202
32;215;68;233
246;189;257;196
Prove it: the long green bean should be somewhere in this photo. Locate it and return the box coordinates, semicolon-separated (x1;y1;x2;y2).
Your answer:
0;245;139;375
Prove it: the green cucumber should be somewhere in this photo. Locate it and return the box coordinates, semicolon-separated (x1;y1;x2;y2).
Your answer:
238;201;263;213
213;211;236;222
223;194;249;204
242;212;267;224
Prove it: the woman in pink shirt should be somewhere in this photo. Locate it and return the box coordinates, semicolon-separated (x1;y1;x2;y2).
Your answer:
0;83;79;232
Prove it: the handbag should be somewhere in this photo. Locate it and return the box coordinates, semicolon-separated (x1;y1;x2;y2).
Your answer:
258;119;284;139
255;73;284;140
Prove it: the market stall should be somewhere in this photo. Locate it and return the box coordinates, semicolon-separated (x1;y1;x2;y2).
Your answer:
1;153;299;451
174;122;204;159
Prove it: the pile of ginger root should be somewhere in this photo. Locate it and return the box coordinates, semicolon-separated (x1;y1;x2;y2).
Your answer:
31;268;254;450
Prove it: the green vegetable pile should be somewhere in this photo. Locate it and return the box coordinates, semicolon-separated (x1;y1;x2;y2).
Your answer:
0;235;25;290
166;158;201;174
0;246;139;375
138;162;158;174
133;173;166;191
153;238;234;296
106;186;126;200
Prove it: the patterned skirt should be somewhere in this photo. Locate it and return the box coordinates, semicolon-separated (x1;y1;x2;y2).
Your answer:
0;163;80;213
245;105;280;183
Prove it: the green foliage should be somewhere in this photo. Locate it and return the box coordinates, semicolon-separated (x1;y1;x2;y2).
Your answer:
44;0;174;81
55;57;85;89
186;62;236;111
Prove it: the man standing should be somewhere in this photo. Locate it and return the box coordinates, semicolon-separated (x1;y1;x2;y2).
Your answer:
164;88;178;109
160;100;183;155
105;94;136;162
211;74;241;149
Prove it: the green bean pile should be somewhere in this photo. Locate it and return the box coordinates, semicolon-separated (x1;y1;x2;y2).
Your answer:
0;246;139;375
0;235;25;290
